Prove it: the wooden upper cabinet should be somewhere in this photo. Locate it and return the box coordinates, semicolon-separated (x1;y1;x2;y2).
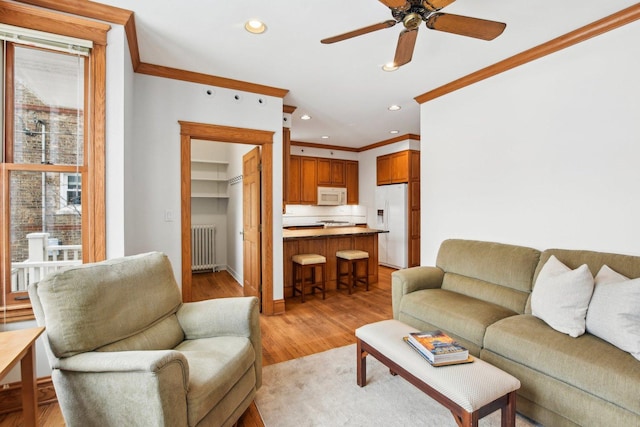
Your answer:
300;157;317;204
376;156;391;185
346;160;359;204
288;155;301;204
287;155;357;205
318;158;346;187
317;158;331;186
331;160;346;186
391;151;409;183
377;151;409;185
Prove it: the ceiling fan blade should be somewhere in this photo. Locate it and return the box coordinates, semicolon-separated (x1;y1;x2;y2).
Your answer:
422;0;456;12
321;20;397;44
378;0;410;9
393;28;418;67
426;13;506;40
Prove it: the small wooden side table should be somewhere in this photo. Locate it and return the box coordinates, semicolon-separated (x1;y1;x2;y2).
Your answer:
0;327;45;427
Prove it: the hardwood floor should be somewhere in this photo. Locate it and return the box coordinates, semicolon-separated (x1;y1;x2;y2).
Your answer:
0;266;395;427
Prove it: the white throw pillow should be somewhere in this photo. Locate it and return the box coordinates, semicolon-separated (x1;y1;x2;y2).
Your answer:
586;265;640;361
531;255;594;337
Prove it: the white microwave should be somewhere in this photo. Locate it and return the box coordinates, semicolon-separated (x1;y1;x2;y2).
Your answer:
317;187;347;206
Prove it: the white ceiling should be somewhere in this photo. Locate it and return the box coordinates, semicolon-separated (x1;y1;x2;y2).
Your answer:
98;0;637;149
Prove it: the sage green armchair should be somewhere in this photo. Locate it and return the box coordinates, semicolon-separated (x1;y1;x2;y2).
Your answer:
28;252;261;427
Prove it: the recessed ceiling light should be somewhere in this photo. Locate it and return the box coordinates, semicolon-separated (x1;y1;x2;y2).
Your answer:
382;62;398;72
389;130;399;134
301;114;311;120
321;135;329;139
245;19;267;34
388;105;401;111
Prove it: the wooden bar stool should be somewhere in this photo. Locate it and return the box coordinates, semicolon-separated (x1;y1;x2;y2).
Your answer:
336;250;369;294
292;254;326;303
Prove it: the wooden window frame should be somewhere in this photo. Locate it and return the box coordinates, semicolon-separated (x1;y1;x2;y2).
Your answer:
1;2;108;322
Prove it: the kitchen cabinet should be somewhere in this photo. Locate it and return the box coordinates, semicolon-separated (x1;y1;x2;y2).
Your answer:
376;156;391;185
317;158;346;187
346;160;359;204
287;155;358;205
377;151;409;185
288;155;318;204
288;155;301;204
300;156;318;204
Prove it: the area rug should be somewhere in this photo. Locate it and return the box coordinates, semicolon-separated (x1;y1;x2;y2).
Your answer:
255;344;541;427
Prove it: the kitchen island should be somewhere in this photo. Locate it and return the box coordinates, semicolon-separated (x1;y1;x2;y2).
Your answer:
283;227;387;299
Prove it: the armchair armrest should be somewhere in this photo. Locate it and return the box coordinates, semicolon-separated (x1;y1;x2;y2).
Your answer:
392;266;445;319
177;296;262;388
51;350;189;426
177;296;259;339
54;350;188;382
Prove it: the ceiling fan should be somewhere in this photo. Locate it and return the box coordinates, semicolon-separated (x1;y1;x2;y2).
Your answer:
321;0;506;67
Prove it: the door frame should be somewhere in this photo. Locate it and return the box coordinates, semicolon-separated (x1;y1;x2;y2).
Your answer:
179;121;275;314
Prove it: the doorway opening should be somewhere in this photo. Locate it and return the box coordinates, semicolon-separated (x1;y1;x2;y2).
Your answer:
179;121;275;314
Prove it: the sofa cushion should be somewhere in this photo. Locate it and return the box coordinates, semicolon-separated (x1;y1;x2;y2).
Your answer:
398;288;517;354
531;255;594;337
484;314;640;415
437;239;541;293
175;336;256;426
436;239;540;313
527;248;640;313
586;265;640;361
35;252;183;358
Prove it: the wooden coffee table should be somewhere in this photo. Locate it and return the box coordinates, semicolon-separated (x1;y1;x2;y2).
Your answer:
355;320;520;427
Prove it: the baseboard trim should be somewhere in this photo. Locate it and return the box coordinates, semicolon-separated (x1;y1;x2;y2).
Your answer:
0;377;57;415
272;299;286;315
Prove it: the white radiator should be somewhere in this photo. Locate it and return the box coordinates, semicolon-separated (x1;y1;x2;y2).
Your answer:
191;225;216;272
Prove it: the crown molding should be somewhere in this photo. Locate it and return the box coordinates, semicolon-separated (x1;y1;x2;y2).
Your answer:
415;3;640;104
15;0;289;98
291;133;420;153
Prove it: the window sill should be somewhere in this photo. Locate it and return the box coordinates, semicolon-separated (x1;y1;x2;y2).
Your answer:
1;303;35;323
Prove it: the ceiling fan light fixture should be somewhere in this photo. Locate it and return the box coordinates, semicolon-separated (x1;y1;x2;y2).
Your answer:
245;19;267;34
382;62;398;72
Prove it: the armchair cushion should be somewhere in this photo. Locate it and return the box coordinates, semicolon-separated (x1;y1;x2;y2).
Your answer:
35;252;183;357
176;336;256;426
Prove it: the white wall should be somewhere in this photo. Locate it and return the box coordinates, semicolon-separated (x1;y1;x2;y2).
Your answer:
126;75;284;298
106;24;131;259
420;20;640;264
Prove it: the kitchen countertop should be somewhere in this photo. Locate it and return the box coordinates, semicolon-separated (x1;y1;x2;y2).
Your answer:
282;226;387;240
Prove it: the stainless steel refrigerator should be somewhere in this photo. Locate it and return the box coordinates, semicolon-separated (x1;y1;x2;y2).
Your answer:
375;183;408;269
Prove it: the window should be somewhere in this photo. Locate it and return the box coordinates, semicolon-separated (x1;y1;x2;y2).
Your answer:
1;5;108;321
62;173;82;207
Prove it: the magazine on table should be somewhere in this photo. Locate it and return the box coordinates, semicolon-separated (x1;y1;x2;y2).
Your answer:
405;330;470;365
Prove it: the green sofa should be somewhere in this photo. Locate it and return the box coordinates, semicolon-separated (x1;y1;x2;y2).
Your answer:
392;239;640;427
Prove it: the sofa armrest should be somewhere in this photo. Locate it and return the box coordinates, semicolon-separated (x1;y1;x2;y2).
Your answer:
392;266;445;319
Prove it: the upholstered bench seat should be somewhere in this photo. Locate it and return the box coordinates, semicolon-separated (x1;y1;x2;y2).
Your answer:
356;319;520;427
